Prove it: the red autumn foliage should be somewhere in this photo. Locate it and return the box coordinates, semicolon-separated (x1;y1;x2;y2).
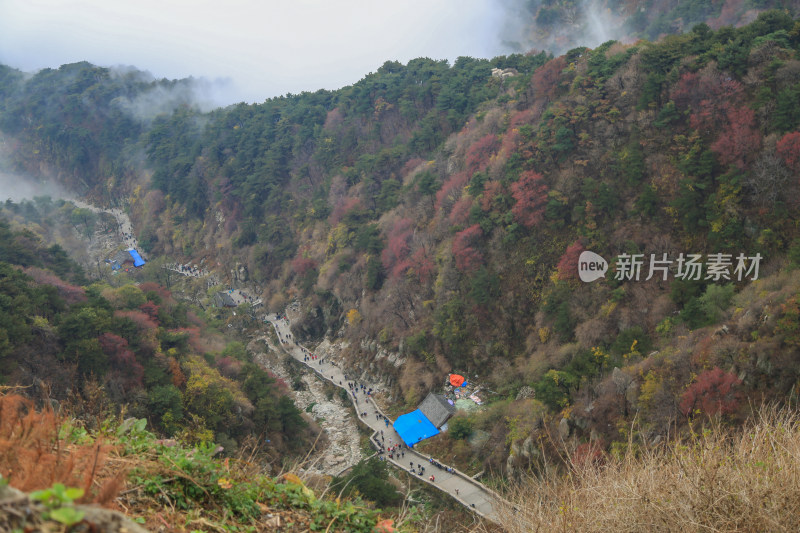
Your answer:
97;332;128;355
186;310;204;327
435;171;470;212
511;170;548;227
670;72;711;109
291;255;318;277
391;250;436;283
673;71;745;133
711;106;760;169
720;81;751;103
408;248;435;283
329;196;362;226
690;335;715;368
509;108;536;130
23;266;86;305
401;158;426;177
138;281;172;301
531;56;567;101
266;369;290;395
675;72;743;110
674;72;732;112
139;301;160;322
217;356;243;379
481;181;504;212
114;310;158;333
571;441;605;468
557;241;585;280
375;519;396;533
689;100;719;132
679;367;742;417
465;134;499;174
777;131;800;173
98;332;144;389
498;128;522;162
381;218;414;279
449;197;473;225
452;224;484;273
114;310;159;354
674;68;759;169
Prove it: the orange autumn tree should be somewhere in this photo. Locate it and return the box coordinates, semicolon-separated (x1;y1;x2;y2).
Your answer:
0;394;123;503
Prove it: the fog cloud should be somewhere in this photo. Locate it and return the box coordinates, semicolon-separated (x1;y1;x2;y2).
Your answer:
108;68;235;122
0;170;70;203
499;0;628;55
0;1;509;106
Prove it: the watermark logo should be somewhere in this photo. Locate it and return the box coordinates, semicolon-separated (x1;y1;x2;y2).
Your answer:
578;251;609;282
579;252;762;282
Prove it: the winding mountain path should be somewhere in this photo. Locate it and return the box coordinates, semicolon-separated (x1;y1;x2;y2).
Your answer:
267;317;504;524
69;199;143;257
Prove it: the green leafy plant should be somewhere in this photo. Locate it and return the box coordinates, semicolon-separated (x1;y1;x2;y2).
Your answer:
49;507;85;527
30;483;85;527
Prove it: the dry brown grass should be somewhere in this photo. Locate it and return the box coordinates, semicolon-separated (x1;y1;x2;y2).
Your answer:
498;405;800;532
0;394;123;504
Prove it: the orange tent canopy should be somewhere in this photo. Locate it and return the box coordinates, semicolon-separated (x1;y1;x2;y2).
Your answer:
449;374;465;387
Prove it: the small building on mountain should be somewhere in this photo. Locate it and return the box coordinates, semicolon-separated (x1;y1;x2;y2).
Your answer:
418;392;457;428
393;392;457;446
394;409;439;447
491;67;518;79
112;249;146;268
214;291;237;308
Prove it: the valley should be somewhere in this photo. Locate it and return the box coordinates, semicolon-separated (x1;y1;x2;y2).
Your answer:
62;196;502;521
2;7;800;530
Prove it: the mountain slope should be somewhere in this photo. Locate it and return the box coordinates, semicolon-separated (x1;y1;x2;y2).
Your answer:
1;9;800;481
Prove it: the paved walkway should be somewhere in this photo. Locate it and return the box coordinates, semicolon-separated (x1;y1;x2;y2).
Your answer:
229;289;262;307
71;200;142;255
267;317;503;524
163;263;213;279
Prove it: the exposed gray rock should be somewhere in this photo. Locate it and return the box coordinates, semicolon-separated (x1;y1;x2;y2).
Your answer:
249;334;361;476
558;417;570;440
515;385;534;400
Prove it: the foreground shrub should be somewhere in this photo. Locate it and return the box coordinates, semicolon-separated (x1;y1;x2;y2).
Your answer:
499;405;800;532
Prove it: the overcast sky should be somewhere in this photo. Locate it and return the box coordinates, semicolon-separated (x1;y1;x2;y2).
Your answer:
0;0;516;105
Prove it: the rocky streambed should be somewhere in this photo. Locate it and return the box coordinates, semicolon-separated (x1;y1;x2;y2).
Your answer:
247;335;363;476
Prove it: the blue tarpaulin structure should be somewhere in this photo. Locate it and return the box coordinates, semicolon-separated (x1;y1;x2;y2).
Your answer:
128;249;146;267
393;409;439;446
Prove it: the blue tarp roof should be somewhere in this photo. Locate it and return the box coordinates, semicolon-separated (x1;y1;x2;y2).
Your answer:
393;409;439;446
128;249;146;267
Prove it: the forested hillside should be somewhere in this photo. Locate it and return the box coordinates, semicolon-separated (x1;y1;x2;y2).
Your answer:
2;9;800;487
0;204;314;458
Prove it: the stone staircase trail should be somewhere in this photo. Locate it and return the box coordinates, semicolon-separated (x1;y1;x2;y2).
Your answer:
267;317;507;524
